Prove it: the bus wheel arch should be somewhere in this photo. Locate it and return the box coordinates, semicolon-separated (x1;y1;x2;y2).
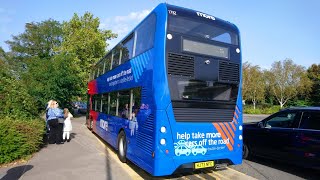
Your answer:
117;130;127;163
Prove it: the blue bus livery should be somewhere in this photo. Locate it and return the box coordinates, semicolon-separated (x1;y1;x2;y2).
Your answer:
87;3;243;176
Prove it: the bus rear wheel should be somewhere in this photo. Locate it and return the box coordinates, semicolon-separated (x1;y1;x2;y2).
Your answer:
117;131;127;163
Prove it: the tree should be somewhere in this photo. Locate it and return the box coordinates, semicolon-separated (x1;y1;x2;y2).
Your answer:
0;50;38;118
266;59;312;108
4;19;81;112
20;53;82;110
242;62;265;109
6;19;63;59
307;64;320;106
61;12;117;96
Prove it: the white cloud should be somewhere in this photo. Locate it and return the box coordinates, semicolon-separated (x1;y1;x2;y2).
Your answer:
100;9;151;49
114;10;151;23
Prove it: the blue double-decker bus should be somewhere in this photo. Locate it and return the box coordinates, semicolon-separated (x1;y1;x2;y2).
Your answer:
87;3;242;176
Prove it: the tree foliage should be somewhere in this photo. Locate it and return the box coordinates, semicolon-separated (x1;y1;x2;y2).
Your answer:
242;62;265;109
266;59;312;108
61;12;117;96
4;19;83;113
0;52;38;118
20;53;82;110
6;19;63;59
307;64;320;106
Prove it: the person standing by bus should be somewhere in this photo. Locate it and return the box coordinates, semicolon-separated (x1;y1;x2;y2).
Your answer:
63;108;73;142
47;100;64;144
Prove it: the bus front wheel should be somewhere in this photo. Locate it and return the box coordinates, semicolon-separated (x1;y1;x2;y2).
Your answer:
117;131;127;163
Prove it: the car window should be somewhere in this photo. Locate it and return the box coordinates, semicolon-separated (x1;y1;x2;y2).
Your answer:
266;111;298;128
299;111;320;130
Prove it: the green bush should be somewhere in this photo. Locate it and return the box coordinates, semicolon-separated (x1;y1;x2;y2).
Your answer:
0;117;45;164
244;105;281;114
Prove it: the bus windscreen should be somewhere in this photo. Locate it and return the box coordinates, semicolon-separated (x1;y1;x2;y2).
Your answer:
169;79;238;102
168;16;239;46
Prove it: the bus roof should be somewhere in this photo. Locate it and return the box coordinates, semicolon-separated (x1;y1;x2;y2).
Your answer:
95;3;239;67
166;4;239;33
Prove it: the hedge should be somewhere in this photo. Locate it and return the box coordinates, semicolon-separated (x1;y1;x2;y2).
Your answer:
0;117;45;164
244;105;281;114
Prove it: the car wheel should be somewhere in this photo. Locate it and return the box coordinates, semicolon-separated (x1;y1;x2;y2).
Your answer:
243;143;250;159
117;131;127;163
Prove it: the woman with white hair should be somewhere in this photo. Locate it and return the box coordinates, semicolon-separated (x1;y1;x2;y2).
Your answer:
47;100;64;144
45;100;53;134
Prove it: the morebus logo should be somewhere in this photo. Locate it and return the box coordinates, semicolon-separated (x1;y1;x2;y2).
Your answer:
100;119;108;131
168;10;177;15
196;12;215;20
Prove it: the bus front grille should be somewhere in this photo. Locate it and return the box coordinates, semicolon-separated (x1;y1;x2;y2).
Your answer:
167;53;194;77
173;108;233;122
219;61;240;83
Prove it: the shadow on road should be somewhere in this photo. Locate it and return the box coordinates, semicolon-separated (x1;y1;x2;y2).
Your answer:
70;132;77;139
0;165;33;180
247;156;320;180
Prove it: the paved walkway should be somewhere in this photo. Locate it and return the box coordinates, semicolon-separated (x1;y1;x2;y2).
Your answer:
0;117;131;180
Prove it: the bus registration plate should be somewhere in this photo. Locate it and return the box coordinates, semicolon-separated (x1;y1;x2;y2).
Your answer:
194;161;214;169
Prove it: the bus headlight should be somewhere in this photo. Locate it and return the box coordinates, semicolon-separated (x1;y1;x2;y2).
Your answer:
160;126;166;133
160;139;166;145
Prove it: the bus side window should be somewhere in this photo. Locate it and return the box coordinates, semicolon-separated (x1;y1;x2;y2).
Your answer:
118;90;130;119
112;46;122;69
99;62;104;76
94;69;99;79
96;61;104;77
109;92;117;116
102;93;108;114
121;33;134;63
92;95;96;111
135;14;156;56
104;54;112;72
132;87;141;115
96;95;101;112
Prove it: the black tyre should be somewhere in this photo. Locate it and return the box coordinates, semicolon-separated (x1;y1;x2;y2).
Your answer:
117;131;127;163
243;143;250;159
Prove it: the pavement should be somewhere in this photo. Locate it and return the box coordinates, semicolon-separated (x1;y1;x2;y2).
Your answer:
0;117;132;180
0;116;257;180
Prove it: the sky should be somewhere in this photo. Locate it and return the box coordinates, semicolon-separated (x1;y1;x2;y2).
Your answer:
1;0;319;69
